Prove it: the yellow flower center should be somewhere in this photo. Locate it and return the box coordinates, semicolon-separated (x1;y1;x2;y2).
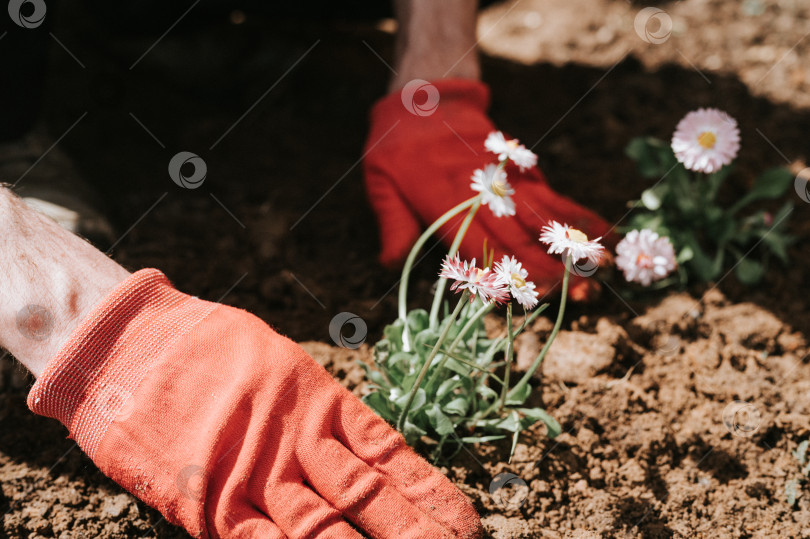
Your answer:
491;180;509;197
697;131;717;149
565;228;589;243
511;273;526;288
636;253;653;268
474;268;487;281
506;139;519;150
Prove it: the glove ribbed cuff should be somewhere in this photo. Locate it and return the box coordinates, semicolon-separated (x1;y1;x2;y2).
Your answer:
27;269;216;459
370;78;491;124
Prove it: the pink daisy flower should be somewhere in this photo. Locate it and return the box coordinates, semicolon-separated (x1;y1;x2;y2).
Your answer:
484;131;538;171
493;255;540;309
671;108;740;173
615;229;677;286
439;255;510;304
539;221;604;266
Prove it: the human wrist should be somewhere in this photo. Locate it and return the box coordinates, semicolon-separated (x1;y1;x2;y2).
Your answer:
389;0;481;93
0;185;130;377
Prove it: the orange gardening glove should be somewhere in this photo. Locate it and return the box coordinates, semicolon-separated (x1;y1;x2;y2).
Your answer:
28;269;482;538
363;78;613;301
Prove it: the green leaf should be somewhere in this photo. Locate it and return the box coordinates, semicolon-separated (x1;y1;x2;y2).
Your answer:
676;245;694;264
363;367;390;389
426;403;455;435
443;397;469;416
734;257;765;284
444;357;471;377
730;168;795;215
761;232;791;264
395;388;427;413
518;407;562;438
402;420;427;444
406;309;430;334
497;411;522;433
749;167;795;200
458;435;506;443
786;478;801;507
505;383;532;406
477;384;499;401
436;377;462;399
794;440;809;465
413;329;440;356
383;320;404;349
362;392;397;423
626;136;673;178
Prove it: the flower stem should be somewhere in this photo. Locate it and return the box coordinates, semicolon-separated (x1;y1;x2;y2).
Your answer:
506;258;570;401
428;199;482;329
424;300;494;391
498;302;515;413
397;290;470;432
398;196;478;349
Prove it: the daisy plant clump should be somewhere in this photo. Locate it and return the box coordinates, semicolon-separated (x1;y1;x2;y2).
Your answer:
361;132;600;461
624;108;795;285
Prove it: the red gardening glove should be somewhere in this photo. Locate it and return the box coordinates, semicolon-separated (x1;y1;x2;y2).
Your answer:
363;78;613;301
28;270;482;538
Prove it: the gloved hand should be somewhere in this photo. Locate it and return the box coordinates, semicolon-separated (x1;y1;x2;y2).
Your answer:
363;78;613;300
28;269;482;538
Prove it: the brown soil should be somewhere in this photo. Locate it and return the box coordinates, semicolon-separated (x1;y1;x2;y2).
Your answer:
3;0;810;537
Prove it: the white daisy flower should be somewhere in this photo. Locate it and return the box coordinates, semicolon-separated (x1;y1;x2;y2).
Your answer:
470;164;516;218
439;255;510;305
671;108;740;173
539;220;604;265
493;255;540;309
484;131;538;171
615;229;677;286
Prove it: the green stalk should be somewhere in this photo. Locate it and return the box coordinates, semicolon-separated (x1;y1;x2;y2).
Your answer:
424;300;494;391
506;258;570;401
397;196;478;349
428;199;482;329
397;291;469;432
498;303;514;413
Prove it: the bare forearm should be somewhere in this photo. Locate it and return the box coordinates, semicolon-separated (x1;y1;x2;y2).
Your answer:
0;186;129;377
390;0;480;92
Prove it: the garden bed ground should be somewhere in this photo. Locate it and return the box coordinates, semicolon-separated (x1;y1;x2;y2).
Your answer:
2;0;810;537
